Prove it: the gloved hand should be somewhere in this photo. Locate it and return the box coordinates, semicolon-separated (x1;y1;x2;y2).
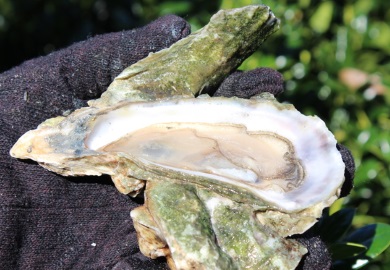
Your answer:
0;14;354;270
0;15;191;270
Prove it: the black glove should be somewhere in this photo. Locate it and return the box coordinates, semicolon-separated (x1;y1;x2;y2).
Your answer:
0;14;354;270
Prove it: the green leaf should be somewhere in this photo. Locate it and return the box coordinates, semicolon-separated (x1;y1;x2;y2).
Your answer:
333;257;370;270
329;198;345;215
330;242;367;260
309;1;334;33
345;223;390;259
332;224;390;269
157;1;192;15
318;208;356;244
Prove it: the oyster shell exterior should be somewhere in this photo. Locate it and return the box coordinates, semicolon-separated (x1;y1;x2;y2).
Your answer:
10;95;344;269
88;5;279;108
132;181;308;270
10;5;346;270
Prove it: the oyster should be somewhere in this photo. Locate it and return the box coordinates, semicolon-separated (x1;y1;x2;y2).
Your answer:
10;5;345;270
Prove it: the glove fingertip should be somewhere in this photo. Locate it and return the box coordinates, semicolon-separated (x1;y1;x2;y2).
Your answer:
60;15;191;101
290;226;332;270
213;68;284;99
144;15;191;44
336;143;355;197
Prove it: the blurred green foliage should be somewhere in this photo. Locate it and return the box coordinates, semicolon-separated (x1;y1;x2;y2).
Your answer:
1;0;389;269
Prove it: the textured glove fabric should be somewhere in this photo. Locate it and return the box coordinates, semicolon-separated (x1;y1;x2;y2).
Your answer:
292;229;332;270
213;68;284;98
337;143;355;198
0;13;354;270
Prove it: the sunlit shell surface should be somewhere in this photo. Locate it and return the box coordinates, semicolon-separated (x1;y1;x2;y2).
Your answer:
10;5;346;270
86;95;344;212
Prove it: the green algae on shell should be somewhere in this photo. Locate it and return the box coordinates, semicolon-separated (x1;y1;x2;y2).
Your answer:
88;5;279;108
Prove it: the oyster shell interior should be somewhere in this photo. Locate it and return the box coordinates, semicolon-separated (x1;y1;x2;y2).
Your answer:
100;123;303;192
84;96;344;212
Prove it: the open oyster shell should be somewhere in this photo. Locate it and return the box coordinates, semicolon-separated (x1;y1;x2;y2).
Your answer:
11;95;344;213
10;94;344;268
11;5;346;270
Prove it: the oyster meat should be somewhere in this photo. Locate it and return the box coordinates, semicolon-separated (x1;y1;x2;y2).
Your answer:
10;5;346;270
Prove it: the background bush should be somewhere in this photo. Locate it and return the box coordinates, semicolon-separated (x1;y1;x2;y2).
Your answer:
1;0;389;269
